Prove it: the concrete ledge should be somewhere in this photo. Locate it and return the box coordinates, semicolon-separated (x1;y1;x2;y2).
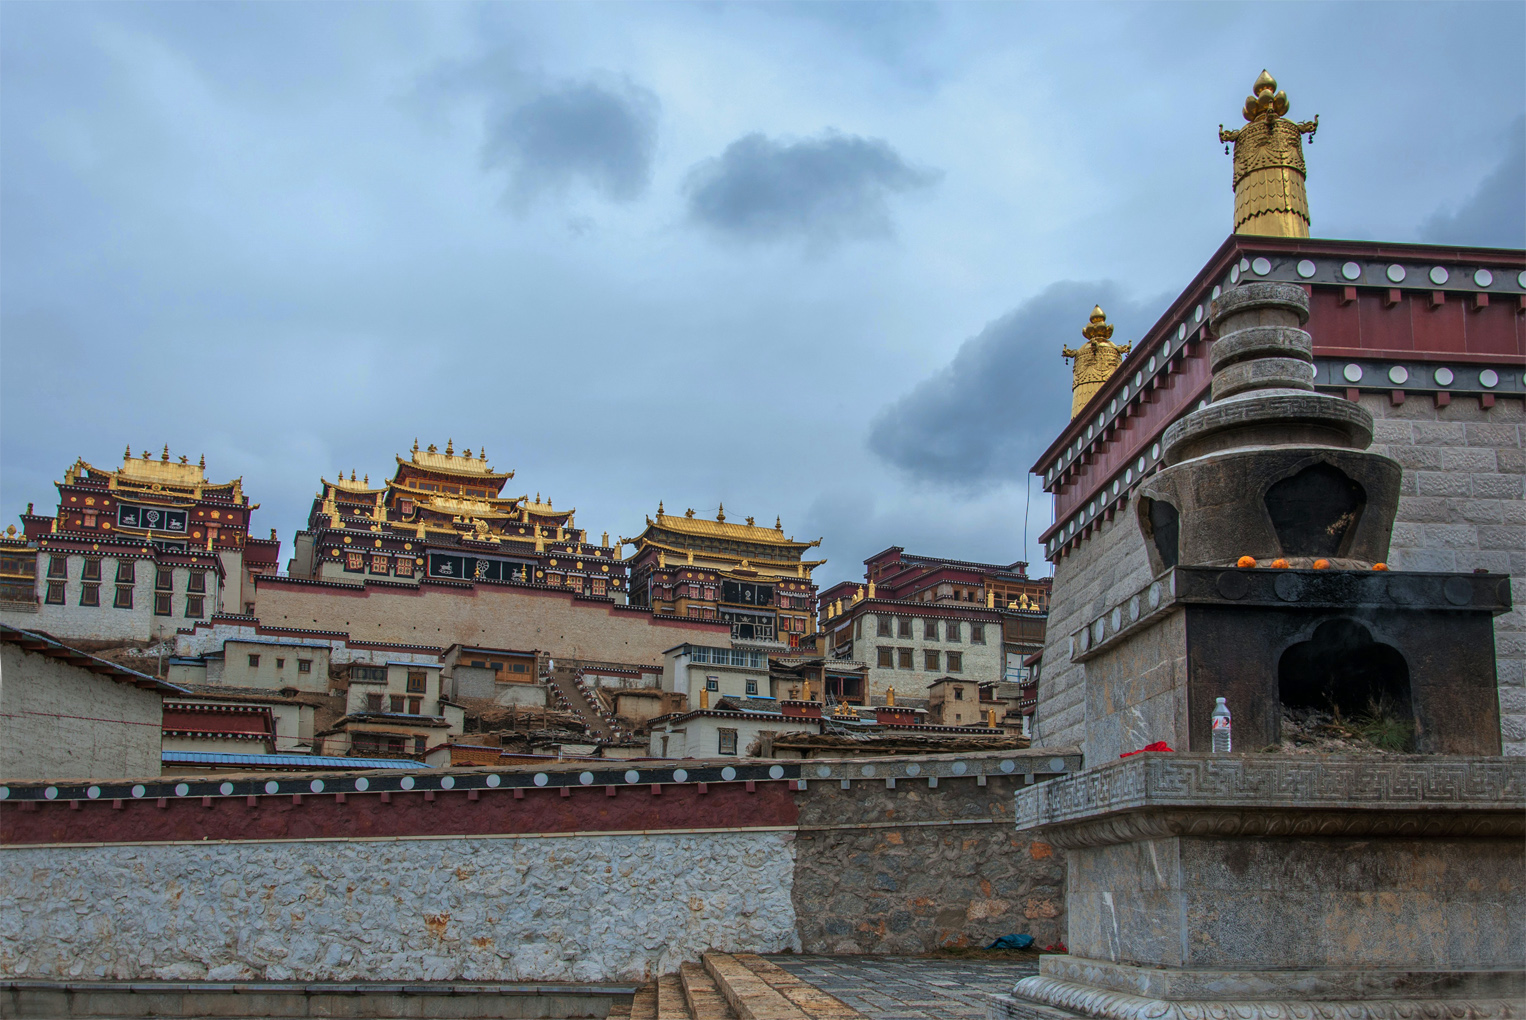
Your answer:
1005;976;1521;1020
1;980;638;1019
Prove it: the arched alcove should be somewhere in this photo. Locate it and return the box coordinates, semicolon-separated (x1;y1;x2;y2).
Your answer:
1278;618;1412;724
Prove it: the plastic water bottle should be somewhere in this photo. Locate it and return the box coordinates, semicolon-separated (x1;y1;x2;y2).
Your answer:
1211;697;1232;753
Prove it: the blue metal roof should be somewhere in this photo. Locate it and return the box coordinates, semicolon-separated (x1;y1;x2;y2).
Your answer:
161;751;421;770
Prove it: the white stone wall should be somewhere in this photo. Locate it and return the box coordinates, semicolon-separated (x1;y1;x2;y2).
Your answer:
0;644;164;779
0;555;219;645
0;831;800;982
219;641;331;693
1366;393;1525;755
854;611;1003;702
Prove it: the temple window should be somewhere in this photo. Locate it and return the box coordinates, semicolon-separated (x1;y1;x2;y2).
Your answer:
407;671;426;693
113;584;133;609
47;556;68;579
184;596;204;618
854;618;863;639
369;555;388;574
248;655;260;667
298;660;312;674
948;652;963;673
408;698;421;715
878;647;893;668
897;648;913;669
591;577;606;596
924;620;939;640
971;624;985;644
80;584;100;607
706;677;719;692
46;582;65;605
746;679;758;695
155;568;173;592
947;622;962;642
897;618;913;639
390;695;405;713
154;593;171;616
115;560;135;584
717;728;738;755
954;686;964;700
345;552;364;572
366;694;383;713
414;736;427;755
187;571;206;593
925;650;940;671
82;559;101;582
877;617;891;637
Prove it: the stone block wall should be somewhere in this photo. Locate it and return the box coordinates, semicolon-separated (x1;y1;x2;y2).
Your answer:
793;774;1065;953
1033;510;1155;754
1366;393;1524;755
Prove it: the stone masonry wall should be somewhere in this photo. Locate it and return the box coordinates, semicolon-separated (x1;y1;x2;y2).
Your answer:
1033;509;1155;754
0;831;800;983
0;644;163;780
791;775;1066;953
252;578;729;668
1366;393;1525;755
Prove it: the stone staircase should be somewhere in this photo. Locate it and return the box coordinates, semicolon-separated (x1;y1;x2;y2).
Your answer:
609;953;869;1020
545;666;618;741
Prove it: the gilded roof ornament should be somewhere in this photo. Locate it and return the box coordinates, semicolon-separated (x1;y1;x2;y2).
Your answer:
716;503;726;523
1218;70;1318;237
1063;306;1132;419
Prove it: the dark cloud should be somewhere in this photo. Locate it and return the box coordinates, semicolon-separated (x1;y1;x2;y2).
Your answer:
1420;116;1525;248
683;131;939;244
482;78;659;207
868;282;1167;489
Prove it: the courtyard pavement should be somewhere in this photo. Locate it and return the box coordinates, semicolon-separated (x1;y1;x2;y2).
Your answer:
763;954;1039;1020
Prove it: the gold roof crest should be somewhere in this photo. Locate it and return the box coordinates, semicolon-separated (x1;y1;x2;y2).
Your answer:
1218;70;1319;237
1063;306;1131;419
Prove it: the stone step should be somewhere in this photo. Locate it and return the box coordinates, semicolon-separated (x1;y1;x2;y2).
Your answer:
607;995;635;1019
731;954;868;1019
680;960;739;1019
702;953;810;1020
630;982;659;1020
657;973;690;1019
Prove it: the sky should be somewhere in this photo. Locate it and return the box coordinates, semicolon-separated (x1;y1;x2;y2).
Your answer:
3;1;1523;590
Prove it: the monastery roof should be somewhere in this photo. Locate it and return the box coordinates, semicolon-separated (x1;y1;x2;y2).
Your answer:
636;510;820;549
67;448;242;495
2;625;187;694
396;440;512;480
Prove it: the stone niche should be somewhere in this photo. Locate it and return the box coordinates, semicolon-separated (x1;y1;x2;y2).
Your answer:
992;754;1525;1020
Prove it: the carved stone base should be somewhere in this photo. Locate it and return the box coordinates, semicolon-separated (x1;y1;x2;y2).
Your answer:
993;975;1520;1020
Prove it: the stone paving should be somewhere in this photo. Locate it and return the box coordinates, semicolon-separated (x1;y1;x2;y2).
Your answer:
764;954;1039;1020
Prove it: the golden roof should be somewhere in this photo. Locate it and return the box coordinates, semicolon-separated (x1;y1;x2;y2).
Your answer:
388;480;523;506
99;447;211;488
323;476;385;495
398;439;512;480
640;508;820;549
519;494;571;518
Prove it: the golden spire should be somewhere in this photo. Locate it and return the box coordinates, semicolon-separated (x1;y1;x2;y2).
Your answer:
1218;70;1319;237
1062;305;1132;418
716;503;725;523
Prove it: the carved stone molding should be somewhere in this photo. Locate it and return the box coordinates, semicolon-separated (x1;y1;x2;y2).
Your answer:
1004;976;1520;1020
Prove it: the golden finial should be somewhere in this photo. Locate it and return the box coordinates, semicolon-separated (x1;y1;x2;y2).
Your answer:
1218;70;1318;237
775;516;782;530
142;449;151;460
124;444;132;460
161;445;170;462
199;454;205;469
363;474;369;486
479;447;487;461
1062;305;1132;418
428;443;437;454
270;528;277;540
657;500;664;515
463;448;471;459
351;469;357;481
717;503;726;523
685;507;696;518
413;438;419;453
445;439;453;456
745;516;755;526
536;492;541;503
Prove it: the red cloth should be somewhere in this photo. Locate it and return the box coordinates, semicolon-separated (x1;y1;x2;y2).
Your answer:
1120;741;1173;758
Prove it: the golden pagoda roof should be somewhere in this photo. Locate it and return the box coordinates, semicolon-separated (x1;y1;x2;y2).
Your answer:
387;480;523;506
323;476;386;495
396;440;512;480
519;494;571;518
639;507;820;549
71;448;238;493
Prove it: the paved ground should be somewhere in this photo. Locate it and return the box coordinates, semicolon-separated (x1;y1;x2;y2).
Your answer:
763;954;1039;1020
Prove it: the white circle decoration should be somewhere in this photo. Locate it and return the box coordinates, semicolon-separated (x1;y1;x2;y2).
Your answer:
1229;265;1241;285
87;786;101;800
1177;324;1186;341
1151;443;1161;460
1296;260;1316;279
951;761;968;775
1433;367;1454;386
400;776;415;790
131;785;147;798
1516;270;1525;289
1473;269;1493;288
486;774;500;788
1136;457;1146;472
1388;366;1409;385
905;763;921;776
310;779;325;794
721;766;737;781
579;772;594;785
1124;469;1133;485
1386;264;1406;283
621;770;639;784
44;786;58;800
264;781;279;795
174;783;189;797
439;776;454;790
1001;759;1016;773
0;788;8;800
1479;369;1499;388
1148;355;1157;373
1343;363;1364;383
1111;480;1120;496
815;765;831;779
1212;285;1221;300
1251;257;1272;276
1342;262;1362;281
768;765;785;780
354;778;369;792
1429;266;1449;286
1049;758;1067;773
860;764;876;778
533;773;549;786
1195;304;1204;323
219;782;233;796
1240;258;1251;271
